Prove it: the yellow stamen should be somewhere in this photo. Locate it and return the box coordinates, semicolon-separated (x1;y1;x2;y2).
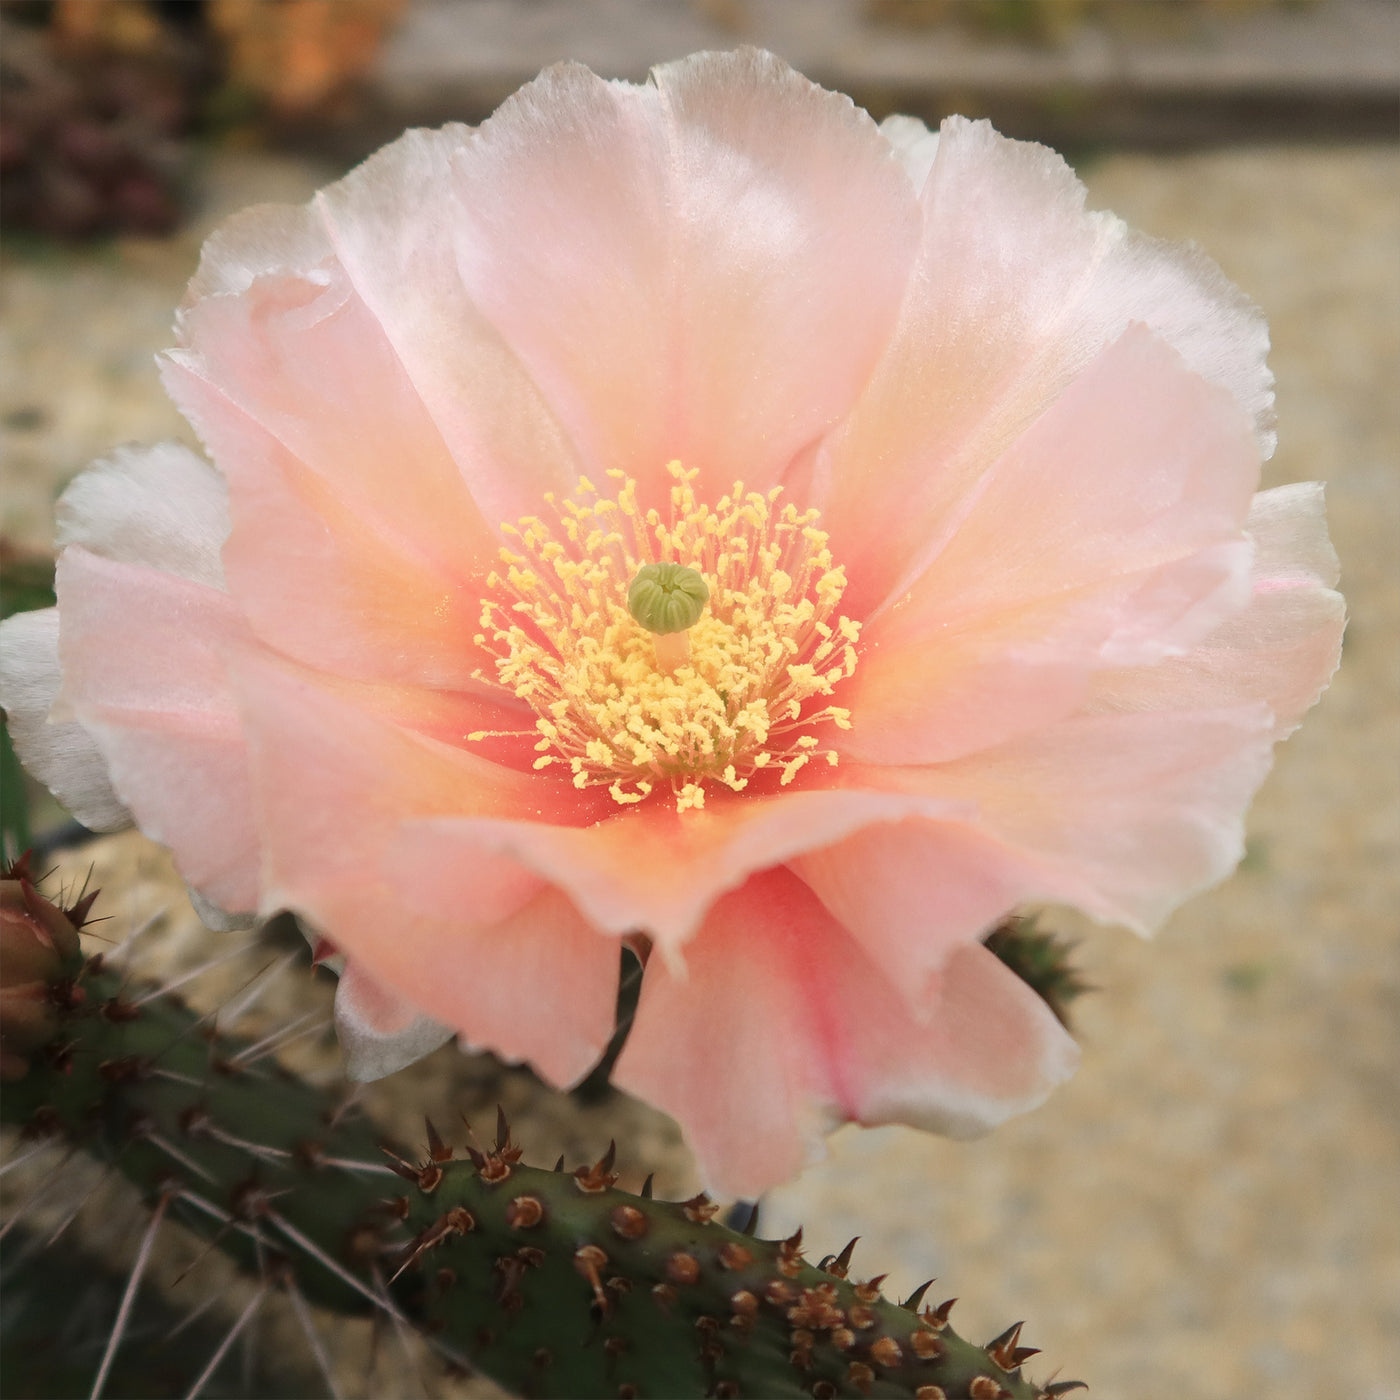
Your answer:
472;461;860;811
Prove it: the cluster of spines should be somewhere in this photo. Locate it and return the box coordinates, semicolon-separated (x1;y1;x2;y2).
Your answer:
1;875;1084;1399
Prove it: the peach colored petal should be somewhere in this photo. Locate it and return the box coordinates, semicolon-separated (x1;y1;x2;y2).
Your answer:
614;870;1078;1199
232;652;617;1085
419;50;918;508
163;358;492;691
402;784;971;960
847;701;1279;936
837;326;1259;765
313;126;583;529
817;116;1273;618
1091;483;1345;733
334;960;454;1082
788;817;1034;1013
166;261;496;576
56;548;259;913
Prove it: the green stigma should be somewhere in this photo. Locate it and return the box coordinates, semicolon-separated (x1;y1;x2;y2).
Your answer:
627;562;709;635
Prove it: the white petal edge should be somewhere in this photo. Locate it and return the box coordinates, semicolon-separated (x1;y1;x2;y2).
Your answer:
879;113;941;193
187;885;256;932
334;961;455;1082
0;607;129;831
57;441;231;589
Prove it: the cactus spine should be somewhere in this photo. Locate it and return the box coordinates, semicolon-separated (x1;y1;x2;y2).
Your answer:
1;869;1083;1399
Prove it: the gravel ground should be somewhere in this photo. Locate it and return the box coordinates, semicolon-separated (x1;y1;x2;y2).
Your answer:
1;142;1396;1400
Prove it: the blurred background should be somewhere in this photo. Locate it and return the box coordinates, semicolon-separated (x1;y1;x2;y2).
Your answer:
1;2;1397;1398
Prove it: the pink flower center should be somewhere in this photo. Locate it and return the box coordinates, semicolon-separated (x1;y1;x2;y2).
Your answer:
471;463;861;811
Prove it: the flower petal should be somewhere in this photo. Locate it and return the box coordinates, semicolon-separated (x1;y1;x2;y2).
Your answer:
1091;482;1345;733
334;960;455;1082
313;125;583;528
614;869;1078;1198
788;816;1033;1013
837;326;1258;765
55;548;260;913
416;49;918;508
403;784;972;960
162;357;492;690
0;608;129;831
850;701;1279;936
820;115;1273;618
232;652;617;1086
167;252;498;578
879;114;941;193
56;441;230;588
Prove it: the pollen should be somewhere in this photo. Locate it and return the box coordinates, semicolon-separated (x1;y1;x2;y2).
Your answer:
474;462;859;810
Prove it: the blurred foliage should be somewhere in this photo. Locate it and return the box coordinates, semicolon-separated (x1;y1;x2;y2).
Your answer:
0;0;406;240
866;0;1320;44
209;0;407;122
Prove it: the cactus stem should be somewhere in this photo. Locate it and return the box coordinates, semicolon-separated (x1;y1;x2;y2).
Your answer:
91;1189;172;1400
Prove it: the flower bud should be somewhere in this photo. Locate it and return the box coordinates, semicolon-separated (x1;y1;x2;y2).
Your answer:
1;857;86;1080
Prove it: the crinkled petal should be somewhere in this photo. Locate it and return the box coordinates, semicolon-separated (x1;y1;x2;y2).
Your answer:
167;254;498;578
820;115;1273;618
1092;482;1345;733
334;960;455;1082
407;49;918;509
56;442;230;588
1;439;232;841
55;548;259;913
314;126;583;529
837;326;1258;764
614;869;1078;1198
850;701;1280;936
162;358;492;690
0;608;129;831
788;816;1033;1013
403;784;972;961
232;652;617;1086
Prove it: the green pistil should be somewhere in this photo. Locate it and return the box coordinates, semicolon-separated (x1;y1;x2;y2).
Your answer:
626;562;709;635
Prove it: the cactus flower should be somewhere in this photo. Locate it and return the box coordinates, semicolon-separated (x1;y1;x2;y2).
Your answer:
0;51;1343;1196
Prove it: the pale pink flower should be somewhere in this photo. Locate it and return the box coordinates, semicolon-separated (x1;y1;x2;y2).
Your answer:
0;51;1343;1198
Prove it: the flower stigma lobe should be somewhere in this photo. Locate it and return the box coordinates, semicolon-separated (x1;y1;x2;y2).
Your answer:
472;462;860;812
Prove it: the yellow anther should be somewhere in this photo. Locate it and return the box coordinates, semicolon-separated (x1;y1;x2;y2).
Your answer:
473;467;860;812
